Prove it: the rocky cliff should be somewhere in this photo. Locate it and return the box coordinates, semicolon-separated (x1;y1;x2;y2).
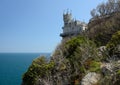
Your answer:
22;32;120;85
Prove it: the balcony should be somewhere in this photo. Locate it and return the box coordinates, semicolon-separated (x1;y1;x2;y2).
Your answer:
60;31;80;37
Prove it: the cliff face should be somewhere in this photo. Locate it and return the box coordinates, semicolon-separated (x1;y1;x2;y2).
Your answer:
22;36;101;85
48;36;100;85
22;33;120;85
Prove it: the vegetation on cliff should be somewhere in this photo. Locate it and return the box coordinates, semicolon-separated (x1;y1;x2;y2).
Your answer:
88;0;120;46
22;56;55;85
22;34;120;85
106;31;120;56
22;36;102;85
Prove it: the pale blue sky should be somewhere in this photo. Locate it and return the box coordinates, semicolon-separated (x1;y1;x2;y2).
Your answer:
0;0;107;53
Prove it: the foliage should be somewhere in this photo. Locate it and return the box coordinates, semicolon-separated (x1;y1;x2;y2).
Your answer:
22;56;55;85
64;36;86;58
89;61;101;72
49;36;101;84
64;36;97;59
107;31;120;48
106;31;120;55
62;36;101;81
117;70;120;75
90;0;120;19
88;0;120;46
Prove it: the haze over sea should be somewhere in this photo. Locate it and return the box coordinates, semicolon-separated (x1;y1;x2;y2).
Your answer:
0;53;50;85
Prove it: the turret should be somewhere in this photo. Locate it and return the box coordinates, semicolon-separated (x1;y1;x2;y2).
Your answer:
63;12;72;26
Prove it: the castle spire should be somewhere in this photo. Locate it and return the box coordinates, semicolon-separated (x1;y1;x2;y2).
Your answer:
63;10;65;15
67;8;69;14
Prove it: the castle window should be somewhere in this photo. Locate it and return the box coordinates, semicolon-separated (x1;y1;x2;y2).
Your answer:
69;23;71;27
65;23;68;26
75;21;77;26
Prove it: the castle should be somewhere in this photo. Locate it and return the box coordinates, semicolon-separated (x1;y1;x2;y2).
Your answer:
60;12;87;39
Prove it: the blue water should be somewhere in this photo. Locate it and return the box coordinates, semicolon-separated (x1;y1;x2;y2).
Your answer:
0;53;50;85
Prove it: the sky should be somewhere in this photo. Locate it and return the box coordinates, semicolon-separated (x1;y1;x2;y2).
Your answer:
0;0;107;53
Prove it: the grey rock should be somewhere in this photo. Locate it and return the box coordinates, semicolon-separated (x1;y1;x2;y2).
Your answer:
81;72;101;85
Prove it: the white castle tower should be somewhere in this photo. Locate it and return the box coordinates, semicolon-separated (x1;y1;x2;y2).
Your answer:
60;11;87;39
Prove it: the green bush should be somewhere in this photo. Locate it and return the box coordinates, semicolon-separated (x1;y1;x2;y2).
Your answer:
106;31;120;55
22;56;55;85
107;31;120;48
64;36;96;58
64;36;86;58
117;70;120;75
89;61;101;72
63;36;101;75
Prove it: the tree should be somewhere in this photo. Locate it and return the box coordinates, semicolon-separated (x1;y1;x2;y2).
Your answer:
97;3;106;16
90;9;97;18
90;0;120;19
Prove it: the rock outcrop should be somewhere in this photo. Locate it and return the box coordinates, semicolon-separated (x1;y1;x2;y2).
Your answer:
81;72;101;85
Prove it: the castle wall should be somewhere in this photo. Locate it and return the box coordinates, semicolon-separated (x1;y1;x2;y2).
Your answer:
60;13;87;38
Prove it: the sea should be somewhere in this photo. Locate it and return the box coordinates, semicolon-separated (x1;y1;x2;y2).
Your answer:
0;53;50;85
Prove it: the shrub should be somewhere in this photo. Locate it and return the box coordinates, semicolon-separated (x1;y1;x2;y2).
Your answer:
106;31;120;55
22;56;55;85
89;61;101;72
